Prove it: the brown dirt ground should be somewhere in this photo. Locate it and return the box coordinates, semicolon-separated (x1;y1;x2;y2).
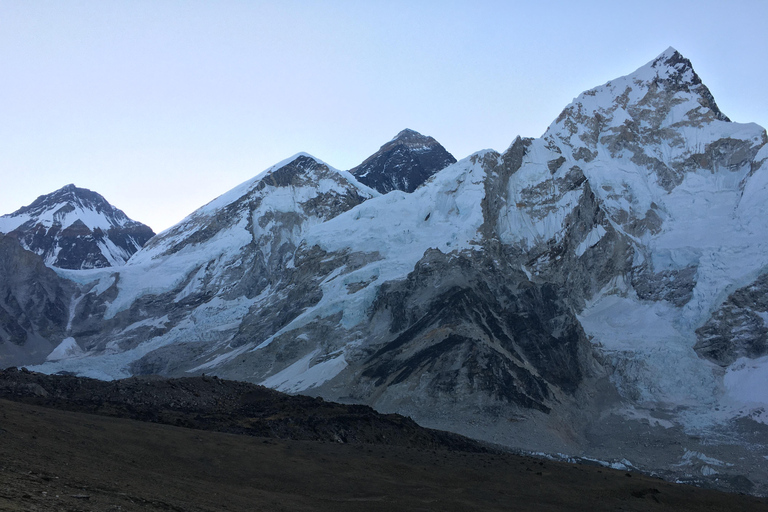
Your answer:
2;399;767;512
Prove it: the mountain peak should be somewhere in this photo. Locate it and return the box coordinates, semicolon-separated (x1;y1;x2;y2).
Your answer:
350;130;456;193
0;184;155;269
14;185;99;219
545;48;731;155
278;152;325;168
386;128;441;151
17;184;118;218
257;153;334;189
656;46;680;60
391;128;427;142
252;152;331;182
631;48;726;123
645;47;702;86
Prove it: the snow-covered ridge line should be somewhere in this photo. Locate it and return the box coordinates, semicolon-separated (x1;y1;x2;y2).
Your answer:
130;152;377;265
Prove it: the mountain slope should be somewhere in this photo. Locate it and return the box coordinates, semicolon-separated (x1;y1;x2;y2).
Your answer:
5;393;765;512
22;154;377;380
0;234;74;367
350;129;457;193
0;184;155;269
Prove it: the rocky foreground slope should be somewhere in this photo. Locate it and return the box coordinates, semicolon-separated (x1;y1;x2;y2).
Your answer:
3;48;768;494
0;367;482;450
2;368;767;511
5;398;766;511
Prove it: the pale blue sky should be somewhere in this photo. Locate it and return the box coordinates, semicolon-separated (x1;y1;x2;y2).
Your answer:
1;0;766;232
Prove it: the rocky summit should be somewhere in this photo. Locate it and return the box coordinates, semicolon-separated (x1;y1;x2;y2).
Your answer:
2;48;768;495
350;128;457;193
0;184;155;270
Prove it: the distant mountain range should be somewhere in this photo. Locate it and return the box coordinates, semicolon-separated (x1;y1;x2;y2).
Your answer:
2;48;768;495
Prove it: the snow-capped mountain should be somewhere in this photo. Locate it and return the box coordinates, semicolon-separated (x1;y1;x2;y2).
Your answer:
20;154;377;378
350;129;456;193
0;184;155;270
4;48;768;493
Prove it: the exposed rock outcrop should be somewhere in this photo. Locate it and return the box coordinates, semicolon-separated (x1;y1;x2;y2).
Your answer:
0;234;73;366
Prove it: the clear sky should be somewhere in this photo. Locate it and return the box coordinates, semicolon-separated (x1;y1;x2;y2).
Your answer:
1;0;766;233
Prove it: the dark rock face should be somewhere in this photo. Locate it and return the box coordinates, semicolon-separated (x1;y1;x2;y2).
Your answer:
0;184;155;269
632;265;697;307
695;273;768;366
0;235;73;366
350;129;456;193
359;245;592;414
